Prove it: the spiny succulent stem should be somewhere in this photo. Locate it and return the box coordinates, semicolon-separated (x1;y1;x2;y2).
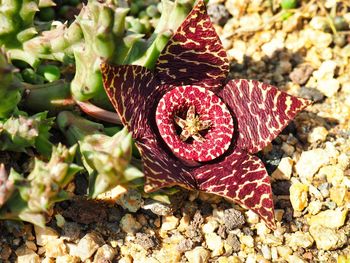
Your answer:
75;100;121;124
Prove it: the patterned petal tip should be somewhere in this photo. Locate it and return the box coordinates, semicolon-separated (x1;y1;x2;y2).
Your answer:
219;79;312;154
155;0;229;90
100;63;157;139
195;148;276;230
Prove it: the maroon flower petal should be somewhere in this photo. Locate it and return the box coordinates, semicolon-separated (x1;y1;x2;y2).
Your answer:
101;63;158;139
218;79;311;154
194;148;276;229
155;0;229;90
137;135;196;193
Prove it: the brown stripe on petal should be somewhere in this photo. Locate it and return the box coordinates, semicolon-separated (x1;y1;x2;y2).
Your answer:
194;148;276;230
155;0;229;90
137;136;196;193
219;79;312;154
100;63;158;139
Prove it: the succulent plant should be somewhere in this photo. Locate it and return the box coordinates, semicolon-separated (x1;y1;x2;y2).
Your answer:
101;0;311;229
79;128;144;198
22;20;83;62
0;112;54;157
57;111;143;198
70;0;195;104
0;144;82;226
0;164;14;207
0;51;22;119
0;0;39;48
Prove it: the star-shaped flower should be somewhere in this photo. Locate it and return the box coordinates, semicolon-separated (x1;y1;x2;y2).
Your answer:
101;0;311;229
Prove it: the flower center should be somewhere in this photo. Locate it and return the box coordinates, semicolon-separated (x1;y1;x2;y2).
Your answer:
155;85;234;162
174;105;212;143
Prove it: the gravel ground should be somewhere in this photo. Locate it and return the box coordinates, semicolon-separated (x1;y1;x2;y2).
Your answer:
1;0;350;262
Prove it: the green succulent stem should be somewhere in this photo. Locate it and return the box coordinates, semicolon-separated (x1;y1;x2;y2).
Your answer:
0;145;82;227
57;111;104;145
20;80;75;113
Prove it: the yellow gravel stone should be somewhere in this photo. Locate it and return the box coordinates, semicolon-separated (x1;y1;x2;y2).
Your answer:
330;185;347;206
319;165;345;185
308;208;348;228
45;238;67;258
290;182;308;211
56;255;80;263
272;157;293;180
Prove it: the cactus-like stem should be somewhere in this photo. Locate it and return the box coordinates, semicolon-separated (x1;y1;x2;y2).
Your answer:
57;111;104;145
0;164;14;207
23;21;83;62
0;112;54;157
0;144;82;227
0;51;22;119
21;80;75;113
0;0;39;49
79;128;143;198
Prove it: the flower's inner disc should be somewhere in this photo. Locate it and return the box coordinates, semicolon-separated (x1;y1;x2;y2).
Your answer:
156;85;234;162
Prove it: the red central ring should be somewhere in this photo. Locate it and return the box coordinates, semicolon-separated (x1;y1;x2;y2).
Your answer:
155;85;234;162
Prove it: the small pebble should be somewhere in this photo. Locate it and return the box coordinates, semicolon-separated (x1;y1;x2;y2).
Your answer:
289;64;314;85
222;208;245;230
161;215;179;232
317;78;340;97
285;231;314;251
56;255;80;263
16;247;41;263
135;233;159;251
72;232;104;261
45;238;67;258
309;225;347;250
34;226;59;247
261;244;271;260
274;209;284;222
295;149;331;182
276;246;293;259
272;157;293;180
307;200;323;215
93;244;116;263
308;208;348;229
120;214;142;234
289;182;308;211
184;246;210;263
207;4;230;26
245;210;259;224
225;233;241;252
202;218;219;234
116;189;143;213
329;185;347;206
298;87;325;102
205;232;224;256
307;126;328;143
239;235;254;248
318;165;344;186
142;199;172;216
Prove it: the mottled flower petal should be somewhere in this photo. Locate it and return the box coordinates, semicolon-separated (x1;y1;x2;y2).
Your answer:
137;136;196;193
101;63;158;139
194;148;276;229
219;79;311;154
155;0;229;90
